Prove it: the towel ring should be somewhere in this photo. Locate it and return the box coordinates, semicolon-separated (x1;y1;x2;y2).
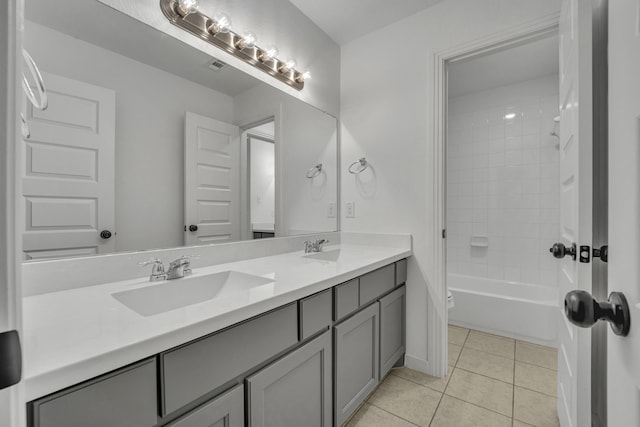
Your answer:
22;49;47;111
348;157;368;174
306;163;323;179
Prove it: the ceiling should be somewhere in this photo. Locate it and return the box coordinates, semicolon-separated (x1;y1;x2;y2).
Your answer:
448;34;559;98
289;0;445;45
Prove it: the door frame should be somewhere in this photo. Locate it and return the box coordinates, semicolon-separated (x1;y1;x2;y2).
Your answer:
0;0;25;425
429;13;560;376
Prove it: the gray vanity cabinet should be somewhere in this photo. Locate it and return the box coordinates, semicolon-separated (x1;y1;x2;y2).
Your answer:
29;358;158;427
247;330;332;427
379;286;406;378
167;384;244;427
333;303;380;426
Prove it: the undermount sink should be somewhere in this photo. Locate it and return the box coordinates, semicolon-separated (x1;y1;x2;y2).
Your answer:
303;249;341;262
112;271;274;316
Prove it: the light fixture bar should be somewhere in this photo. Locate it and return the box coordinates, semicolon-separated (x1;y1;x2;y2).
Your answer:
160;0;304;90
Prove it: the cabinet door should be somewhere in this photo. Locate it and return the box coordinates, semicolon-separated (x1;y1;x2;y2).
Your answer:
247;330;332;427
334;303;379;426
379;285;406;378
167;384;243;427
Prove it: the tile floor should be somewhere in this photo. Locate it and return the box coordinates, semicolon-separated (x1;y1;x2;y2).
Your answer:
345;325;560;427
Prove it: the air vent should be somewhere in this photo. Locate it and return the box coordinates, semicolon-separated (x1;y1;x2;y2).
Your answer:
207;59;227;71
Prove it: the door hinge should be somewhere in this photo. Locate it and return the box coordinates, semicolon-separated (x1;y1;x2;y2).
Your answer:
0;330;21;390
442;229;446;239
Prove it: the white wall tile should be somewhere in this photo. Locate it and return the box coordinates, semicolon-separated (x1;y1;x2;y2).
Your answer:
446;75;560;288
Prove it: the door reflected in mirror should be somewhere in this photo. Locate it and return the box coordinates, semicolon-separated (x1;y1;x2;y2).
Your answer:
22;0;338;260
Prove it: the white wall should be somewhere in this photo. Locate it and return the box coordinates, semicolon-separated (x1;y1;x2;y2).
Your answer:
24;21;234;252
99;0;340;116
234;83;338;236
340;0;561;374
447;75;560;287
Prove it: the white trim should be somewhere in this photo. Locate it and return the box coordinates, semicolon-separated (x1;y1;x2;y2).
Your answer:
429;12;560;377
0;0;24;425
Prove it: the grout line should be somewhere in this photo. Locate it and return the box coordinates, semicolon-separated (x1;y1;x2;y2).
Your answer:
366;401;422;427
439;394;513;422
390;370;450;393
428;388;446;427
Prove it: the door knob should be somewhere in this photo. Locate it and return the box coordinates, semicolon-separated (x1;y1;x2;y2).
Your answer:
564;290;630;336
188;225;198;232
550;242;576;260
100;230;112;239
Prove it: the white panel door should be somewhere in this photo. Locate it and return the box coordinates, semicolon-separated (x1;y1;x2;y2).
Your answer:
607;1;640;425
22;73;115;260
184;112;240;245
557;1;593;426
0;1;23;426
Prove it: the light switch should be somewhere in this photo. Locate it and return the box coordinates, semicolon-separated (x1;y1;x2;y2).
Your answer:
346;201;355;218
328;202;337;218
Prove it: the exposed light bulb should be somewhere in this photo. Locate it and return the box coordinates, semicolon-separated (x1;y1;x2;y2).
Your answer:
279;59;296;73
504;113;517;120
208;13;232;34
259;46;279;62
236;32;257;50
176;0;198;16
296;70;311;83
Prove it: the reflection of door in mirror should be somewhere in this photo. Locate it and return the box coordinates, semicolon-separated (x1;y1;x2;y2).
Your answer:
184;112;240;246
245;121;275;240
22;73;115;260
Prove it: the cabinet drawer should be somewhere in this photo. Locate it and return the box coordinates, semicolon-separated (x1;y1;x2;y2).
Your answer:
333;278;359;321
162;303;298;415
167;384;244;427
299;289;332;340
395;259;407;286
30;358;157;427
359;265;395;306
380;285;406;378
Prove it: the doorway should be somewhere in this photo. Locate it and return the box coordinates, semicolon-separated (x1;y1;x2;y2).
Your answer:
242;119;276;240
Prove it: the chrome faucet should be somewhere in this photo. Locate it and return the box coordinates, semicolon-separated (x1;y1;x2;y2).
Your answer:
166;255;198;280
139;255;199;281
304;239;330;253
138;258;167;282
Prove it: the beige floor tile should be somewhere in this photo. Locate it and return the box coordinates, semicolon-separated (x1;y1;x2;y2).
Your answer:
516;341;557;371
448;325;469;346
391;366;450;392
345;403;417;427
448;343;462;367
445;368;514;417
430;395;511;427
368;375;441;426
515;361;557;397
513;420;535;427
514;386;560;427
465;330;515;359
456;347;515;383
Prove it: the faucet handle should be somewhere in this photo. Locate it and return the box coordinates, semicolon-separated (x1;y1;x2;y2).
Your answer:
139;258;166;281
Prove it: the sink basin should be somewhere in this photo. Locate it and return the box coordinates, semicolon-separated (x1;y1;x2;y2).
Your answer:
113;271;274;316
304;249;341;262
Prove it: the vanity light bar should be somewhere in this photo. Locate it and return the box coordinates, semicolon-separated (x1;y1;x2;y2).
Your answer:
160;0;306;90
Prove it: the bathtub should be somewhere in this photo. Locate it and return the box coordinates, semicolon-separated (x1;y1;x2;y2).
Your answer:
448;274;559;346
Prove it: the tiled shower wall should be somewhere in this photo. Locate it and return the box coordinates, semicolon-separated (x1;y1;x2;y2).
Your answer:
446;75;560;287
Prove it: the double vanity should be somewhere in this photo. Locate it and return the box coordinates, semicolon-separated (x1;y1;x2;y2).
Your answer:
22;233;411;427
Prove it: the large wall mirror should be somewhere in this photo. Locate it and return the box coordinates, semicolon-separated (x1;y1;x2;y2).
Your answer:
22;0;338;260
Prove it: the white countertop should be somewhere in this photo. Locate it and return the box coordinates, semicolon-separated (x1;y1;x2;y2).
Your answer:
22;242;411;401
